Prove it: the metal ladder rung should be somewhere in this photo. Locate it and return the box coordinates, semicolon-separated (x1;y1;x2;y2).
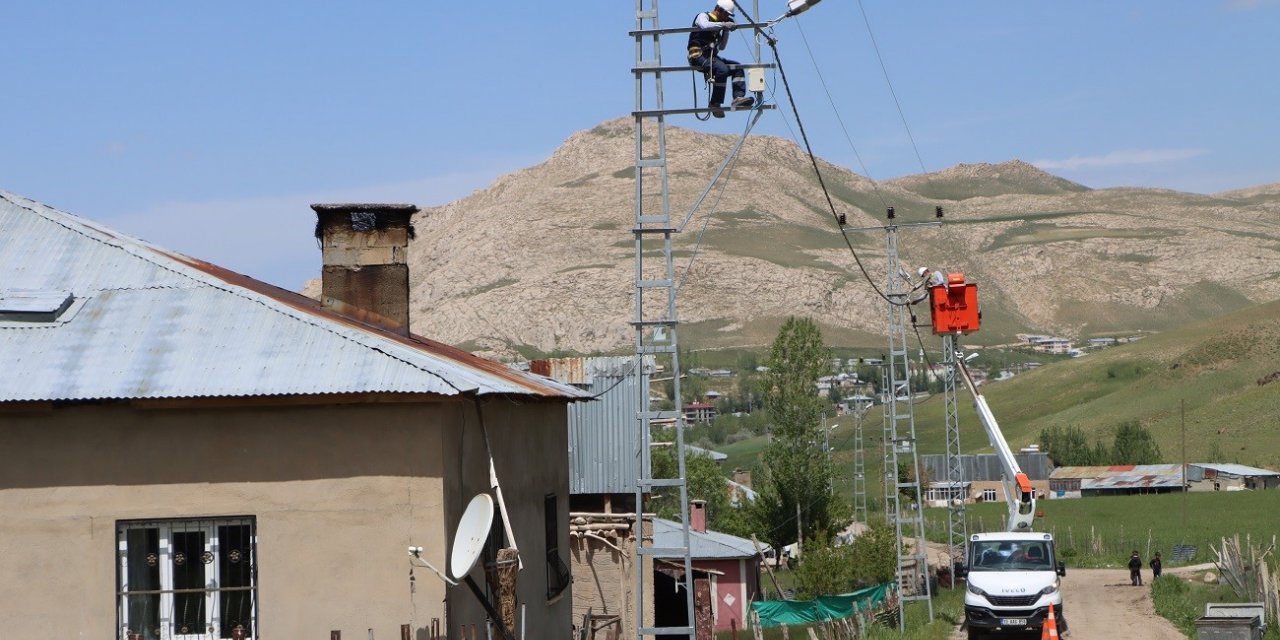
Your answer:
632;227;677;235
631;318;677;327
636;158;665;168
640;627;694;636
633;104;774;118
636;547;689;557
640;410;680;420
639;345;676;354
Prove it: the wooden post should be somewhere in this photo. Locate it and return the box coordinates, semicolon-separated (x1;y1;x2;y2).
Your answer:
331;632;341;640
752;534;785;600
731;617;738;640
401;624;411;640
781;623;790;640
495;547;520;634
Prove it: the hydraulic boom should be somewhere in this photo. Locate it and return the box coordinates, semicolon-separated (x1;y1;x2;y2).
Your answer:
954;356;1035;531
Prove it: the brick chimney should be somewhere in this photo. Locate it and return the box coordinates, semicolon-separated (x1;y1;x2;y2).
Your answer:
311;203;419;335
689;499;707;533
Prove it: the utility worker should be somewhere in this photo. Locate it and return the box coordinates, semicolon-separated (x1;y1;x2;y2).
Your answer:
688;0;754;118
918;266;947;290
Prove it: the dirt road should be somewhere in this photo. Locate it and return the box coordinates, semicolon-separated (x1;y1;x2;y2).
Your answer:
949;568;1186;639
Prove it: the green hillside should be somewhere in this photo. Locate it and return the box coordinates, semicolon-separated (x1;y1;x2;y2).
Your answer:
916;298;1280;470
720;298;1280;487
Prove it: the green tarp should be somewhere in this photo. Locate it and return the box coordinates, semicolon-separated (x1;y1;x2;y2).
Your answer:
751;583;893;628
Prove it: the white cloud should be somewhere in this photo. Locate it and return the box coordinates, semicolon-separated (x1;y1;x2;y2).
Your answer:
1032;148;1208;171
101;166;527;290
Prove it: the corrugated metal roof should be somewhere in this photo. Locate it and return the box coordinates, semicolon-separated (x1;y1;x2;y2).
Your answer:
563;356;652;494
652;518;758;560
1192;463;1280;477
1049;464;1184;479
1050;464;1195;489
0;190;586;402
921;453;1055;483
687;445;728;462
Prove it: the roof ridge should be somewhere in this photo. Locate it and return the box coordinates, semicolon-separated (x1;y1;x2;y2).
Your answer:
1;191;570;398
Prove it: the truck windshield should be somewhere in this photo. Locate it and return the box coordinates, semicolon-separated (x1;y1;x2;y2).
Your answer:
969;540;1055;571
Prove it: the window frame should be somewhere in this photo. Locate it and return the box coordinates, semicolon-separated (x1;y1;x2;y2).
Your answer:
543;494;570;601
116;516;258;640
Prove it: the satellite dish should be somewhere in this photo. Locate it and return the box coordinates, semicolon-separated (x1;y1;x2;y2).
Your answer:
450;493;495;580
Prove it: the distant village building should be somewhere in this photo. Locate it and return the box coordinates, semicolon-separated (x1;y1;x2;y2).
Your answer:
1188;463;1280;491
921;453;1054;506
684;402;718;424
1048;464;1186;498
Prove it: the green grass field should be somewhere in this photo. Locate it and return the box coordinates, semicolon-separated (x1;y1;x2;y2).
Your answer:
921;491;1280;569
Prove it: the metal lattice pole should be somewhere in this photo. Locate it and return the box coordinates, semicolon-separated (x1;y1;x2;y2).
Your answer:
630;3;774;636
852;398;868;526
846;216;941;629
632;2;694;637
942;333;968;586
884;226;933;627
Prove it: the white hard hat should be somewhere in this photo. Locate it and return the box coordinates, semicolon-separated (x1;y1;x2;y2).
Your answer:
716;0;736;14
917;267;929;277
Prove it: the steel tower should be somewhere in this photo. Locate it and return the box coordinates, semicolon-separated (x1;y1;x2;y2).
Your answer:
629;2;771;637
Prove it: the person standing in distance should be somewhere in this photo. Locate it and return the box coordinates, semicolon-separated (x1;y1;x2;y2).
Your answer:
688;0;755;118
1128;550;1143;586
1150;551;1163;581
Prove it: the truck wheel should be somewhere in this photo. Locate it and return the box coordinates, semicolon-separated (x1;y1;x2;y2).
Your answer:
966;628;985;640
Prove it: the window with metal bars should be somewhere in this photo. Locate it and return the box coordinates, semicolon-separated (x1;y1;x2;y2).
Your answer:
117;517;257;640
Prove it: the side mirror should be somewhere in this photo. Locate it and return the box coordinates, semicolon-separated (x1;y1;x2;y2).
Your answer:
1056;562;1066;577
954;562;968;578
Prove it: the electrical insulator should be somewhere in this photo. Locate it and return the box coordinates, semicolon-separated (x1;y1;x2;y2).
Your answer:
936;206;944;219
838;213;847;225
886;206;895;220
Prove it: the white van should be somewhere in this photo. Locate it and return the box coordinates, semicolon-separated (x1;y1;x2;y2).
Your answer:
956;532;1067;639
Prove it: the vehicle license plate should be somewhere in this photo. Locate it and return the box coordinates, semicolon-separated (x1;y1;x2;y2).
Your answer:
999;618;1027;626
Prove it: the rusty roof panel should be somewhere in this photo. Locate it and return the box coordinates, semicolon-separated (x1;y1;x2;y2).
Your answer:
0;190;586;402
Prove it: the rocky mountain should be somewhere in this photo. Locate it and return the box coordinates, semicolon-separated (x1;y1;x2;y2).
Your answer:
310;118;1280;358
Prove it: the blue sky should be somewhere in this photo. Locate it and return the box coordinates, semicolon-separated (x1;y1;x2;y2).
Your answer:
4;1;1278;289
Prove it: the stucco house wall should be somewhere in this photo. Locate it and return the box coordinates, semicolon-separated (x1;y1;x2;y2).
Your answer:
0;398;569;639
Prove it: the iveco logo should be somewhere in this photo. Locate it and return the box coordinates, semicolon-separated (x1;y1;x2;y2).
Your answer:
1000;588;1028;593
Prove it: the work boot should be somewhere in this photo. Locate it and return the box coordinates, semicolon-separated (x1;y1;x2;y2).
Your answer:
709;104;725;118
731;96;754;109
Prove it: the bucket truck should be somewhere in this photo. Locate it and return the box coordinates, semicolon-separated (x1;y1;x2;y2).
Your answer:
922;272;1067;639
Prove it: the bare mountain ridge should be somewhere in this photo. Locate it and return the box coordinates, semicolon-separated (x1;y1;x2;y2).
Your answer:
314;118;1280;358
886;159;1091;200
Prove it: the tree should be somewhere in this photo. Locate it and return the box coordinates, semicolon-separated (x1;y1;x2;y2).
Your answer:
650;443;749;536
747;317;851;554
792;522;897;599
1040;425;1099;466
1112;420;1162;464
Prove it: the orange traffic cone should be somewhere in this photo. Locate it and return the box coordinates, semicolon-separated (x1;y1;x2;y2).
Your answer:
1040;602;1060;640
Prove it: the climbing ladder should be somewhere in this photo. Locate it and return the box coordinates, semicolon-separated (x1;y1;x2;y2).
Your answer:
629;2;774;637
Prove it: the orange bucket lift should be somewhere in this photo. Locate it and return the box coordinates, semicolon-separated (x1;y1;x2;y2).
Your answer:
927;272;980;335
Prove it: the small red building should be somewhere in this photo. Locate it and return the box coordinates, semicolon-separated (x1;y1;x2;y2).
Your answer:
653;502;763;634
